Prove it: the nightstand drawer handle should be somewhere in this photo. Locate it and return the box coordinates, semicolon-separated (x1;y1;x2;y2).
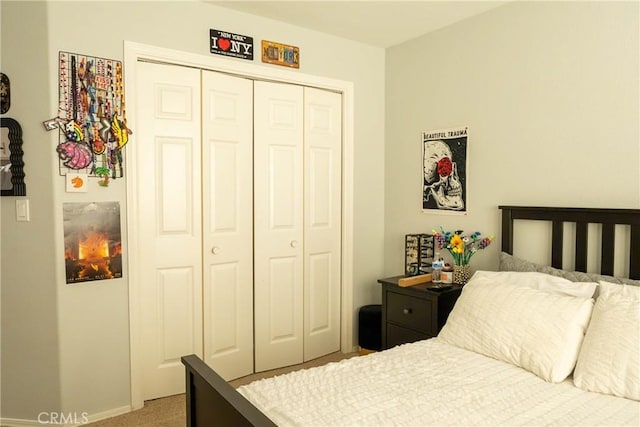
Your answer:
403;308;412;315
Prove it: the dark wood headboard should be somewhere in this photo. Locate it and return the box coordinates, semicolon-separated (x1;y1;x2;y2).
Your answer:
499;206;640;280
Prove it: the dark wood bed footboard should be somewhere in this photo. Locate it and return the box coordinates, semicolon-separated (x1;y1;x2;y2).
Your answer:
182;355;277;427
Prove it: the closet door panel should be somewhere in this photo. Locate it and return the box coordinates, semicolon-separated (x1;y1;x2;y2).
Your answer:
254;81;304;372
304;87;342;361
137;62;203;400
202;71;254;381
268;257;299;340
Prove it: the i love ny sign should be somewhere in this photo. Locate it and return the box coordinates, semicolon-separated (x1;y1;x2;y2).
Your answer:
210;29;254;60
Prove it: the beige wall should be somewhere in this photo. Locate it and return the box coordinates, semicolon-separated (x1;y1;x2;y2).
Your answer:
0;2;62;421
384;1;639;275
0;1;386;422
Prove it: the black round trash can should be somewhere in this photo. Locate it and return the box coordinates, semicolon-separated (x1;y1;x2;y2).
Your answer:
358;304;382;352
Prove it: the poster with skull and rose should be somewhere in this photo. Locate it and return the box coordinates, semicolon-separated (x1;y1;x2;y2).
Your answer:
422;127;468;213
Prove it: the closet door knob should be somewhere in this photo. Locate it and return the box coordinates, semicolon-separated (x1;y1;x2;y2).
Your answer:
290;240;299;248
211;246;221;255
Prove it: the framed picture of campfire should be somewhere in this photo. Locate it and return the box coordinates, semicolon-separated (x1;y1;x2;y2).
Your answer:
63;201;123;284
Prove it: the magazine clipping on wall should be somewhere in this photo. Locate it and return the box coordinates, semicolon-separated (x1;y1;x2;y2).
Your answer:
63;201;123;284
422;126;468;214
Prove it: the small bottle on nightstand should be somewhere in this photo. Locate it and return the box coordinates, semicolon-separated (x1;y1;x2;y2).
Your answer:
432;253;443;283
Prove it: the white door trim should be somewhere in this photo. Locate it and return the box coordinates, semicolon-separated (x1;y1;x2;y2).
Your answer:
124;41;355;410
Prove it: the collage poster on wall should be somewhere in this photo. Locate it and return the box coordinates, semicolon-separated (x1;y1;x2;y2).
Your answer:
422;126;468;214
56;51;130;181
63;202;123;284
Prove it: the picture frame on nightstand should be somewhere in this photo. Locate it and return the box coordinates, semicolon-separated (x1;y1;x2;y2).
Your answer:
405;234;434;276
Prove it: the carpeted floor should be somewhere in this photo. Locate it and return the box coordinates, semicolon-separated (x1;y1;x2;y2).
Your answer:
88;351;359;426
87;394;186;427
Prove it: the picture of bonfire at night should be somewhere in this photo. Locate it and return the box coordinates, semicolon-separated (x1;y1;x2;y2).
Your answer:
63;202;122;284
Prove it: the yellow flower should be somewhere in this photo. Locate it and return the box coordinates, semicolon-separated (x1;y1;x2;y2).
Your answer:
450;234;462;245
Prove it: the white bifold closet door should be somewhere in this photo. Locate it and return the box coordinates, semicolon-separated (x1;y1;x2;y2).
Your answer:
136;62;341;399
254;81;342;372
201;70;254;382
137;62;253;400
137;62;204;400
302;87;342;362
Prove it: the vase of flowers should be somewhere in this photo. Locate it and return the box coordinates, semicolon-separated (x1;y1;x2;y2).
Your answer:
452;264;471;285
433;228;493;285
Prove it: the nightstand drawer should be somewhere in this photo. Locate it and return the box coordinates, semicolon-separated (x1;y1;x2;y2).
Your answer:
386;323;431;348
379;276;462;350
386;291;433;333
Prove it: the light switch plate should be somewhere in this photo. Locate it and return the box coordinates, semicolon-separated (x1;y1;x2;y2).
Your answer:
16;199;30;222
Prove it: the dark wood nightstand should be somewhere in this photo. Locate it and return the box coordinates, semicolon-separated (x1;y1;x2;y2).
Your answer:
378;276;462;349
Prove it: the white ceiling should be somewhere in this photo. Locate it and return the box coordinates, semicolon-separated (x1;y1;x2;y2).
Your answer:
210;1;509;48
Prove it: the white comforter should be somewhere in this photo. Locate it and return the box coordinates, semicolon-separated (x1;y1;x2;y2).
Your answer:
238;339;640;426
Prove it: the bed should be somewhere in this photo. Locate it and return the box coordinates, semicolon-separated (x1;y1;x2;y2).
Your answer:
182;206;640;426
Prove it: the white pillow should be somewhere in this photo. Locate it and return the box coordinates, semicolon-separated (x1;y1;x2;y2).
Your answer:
573;282;640;400
473;270;597;298
438;274;594;383
598;280;640;299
